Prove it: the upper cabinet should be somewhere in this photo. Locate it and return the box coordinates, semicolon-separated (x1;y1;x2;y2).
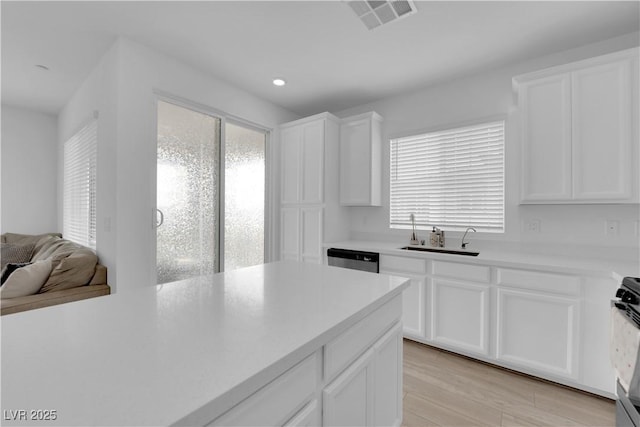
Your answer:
339;112;383;206
281;117;326;205
279;113;349;263
515;48;639;204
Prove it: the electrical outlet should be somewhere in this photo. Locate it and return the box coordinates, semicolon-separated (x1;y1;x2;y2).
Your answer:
605;219;619;237
526;220;540;233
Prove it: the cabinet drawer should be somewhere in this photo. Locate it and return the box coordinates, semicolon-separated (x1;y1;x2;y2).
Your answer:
209;352;318;426
497;268;580;296
431;261;490;283
324;295;402;382
380;255;427;274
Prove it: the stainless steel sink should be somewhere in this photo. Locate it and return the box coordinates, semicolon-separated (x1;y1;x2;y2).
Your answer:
399;246;479;256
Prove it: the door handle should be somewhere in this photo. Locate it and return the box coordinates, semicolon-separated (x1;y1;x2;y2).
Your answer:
156;208;164;228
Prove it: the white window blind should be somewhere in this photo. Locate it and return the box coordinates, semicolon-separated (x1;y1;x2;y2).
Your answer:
390;120;505;232
63;119;97;249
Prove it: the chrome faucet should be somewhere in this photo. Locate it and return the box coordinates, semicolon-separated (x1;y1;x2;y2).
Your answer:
461;227;476;249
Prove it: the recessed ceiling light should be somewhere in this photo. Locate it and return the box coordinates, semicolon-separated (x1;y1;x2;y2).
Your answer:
35;64;50;71
273;78;286;87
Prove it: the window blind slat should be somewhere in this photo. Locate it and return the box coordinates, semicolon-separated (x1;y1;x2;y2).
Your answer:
390;120;505;232
63;119;97;249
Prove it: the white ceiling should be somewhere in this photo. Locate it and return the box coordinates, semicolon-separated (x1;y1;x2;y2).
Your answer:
2;1;639;116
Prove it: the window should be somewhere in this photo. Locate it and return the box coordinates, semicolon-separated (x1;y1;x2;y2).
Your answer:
390;120;504;232
63;119;97;249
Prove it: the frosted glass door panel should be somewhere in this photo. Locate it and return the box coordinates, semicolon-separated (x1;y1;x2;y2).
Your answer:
224;123;266;271
157;100;220;284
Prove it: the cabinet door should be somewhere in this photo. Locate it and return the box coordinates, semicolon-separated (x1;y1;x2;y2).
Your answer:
401;277;426;339
323;349;375;427
373;323;403;427
520;73;572;201
340;116;381;206
431;279;490;356
301;121;324;204
496;288;580;379
281;207;300;262
281;126;302;204
301;207;322;264
284;400;320;427
572;59;632;200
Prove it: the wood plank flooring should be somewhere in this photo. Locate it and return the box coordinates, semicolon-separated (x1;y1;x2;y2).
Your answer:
402;339;615;427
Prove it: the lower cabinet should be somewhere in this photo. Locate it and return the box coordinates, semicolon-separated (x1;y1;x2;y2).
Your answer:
284;400;321;427
431;278;490;356
496;287;580;379
380;255;428;340
323;322;403;427
381;254;615;397
399;277;426;338
208;295;405;426
208;352;319;426
281;206;323;264
323;349;375;426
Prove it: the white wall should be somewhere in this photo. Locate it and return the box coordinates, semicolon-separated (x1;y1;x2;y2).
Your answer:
1;105;58;234
59;38;299;291
336;32;640;255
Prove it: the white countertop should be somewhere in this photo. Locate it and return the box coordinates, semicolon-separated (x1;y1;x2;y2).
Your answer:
0;261;408;426
325;240;640;280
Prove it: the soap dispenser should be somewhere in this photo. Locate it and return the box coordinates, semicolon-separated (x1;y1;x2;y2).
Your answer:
429;227;438;247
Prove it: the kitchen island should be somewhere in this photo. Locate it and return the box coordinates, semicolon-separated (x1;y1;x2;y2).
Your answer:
1;261;408;426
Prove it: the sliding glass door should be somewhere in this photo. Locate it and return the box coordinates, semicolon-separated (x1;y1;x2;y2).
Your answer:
224;122;266;271
156;100;220;284
155;99;268;285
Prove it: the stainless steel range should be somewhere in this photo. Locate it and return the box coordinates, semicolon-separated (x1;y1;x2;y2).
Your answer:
612;277;640;427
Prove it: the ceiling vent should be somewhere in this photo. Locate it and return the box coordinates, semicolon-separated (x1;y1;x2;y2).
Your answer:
347;0;417;30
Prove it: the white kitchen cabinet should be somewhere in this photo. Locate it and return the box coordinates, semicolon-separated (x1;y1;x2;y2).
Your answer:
380;255;428;339
375;249;615;396
429;260;491;356
281;207;300;262
284;400;320;427
281;119;324;205
571;59;632;200
519;73;572;201
431;278;490;356
399;277;426;338
279;113;348;263
516;48;638;203
323;348;375;427
301;207;323;264
323;322;403;427
208;353;319;426
495;268;581;380
372;322;403;427
339;112;382;206
496;287;580;379
207;293;406;427
281;126;302;205
281;207;323;264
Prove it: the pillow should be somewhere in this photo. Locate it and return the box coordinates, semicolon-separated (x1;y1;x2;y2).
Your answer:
1;242;35;270
0;259;52;299
1;262;31;285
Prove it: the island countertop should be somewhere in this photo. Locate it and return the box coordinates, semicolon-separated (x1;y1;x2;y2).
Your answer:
1;261;409;426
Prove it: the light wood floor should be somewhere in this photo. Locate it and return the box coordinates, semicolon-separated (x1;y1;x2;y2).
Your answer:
402;339;615;427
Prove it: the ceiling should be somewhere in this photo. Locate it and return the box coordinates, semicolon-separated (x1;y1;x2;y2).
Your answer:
2;1;639;116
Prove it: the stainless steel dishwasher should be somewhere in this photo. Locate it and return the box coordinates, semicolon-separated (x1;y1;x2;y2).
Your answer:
327;248;379;273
